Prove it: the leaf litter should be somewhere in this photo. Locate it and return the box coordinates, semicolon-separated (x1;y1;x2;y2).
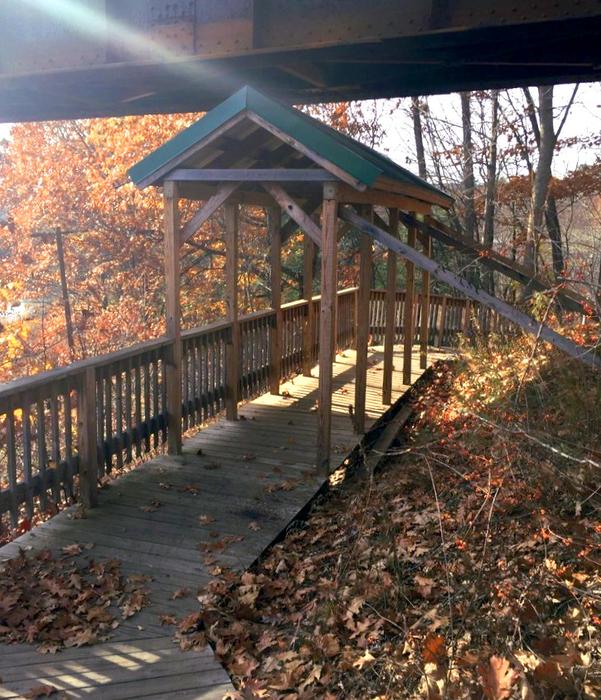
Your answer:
192;354;601;699
0;547;150;652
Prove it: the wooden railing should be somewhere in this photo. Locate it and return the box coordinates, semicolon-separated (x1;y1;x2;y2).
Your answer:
369;289;506;347
0;288;495;532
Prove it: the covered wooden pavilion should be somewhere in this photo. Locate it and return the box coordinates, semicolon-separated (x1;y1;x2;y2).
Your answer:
129;84;598;474
129;85;453;473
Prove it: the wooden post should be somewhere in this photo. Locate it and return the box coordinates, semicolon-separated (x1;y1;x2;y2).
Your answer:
382;208;398;405
419;232;432;369
302;234;316;376
354;205;373;434
77;366;98;507
438;294;448;347
316;183;338;475
403;219;416;385
225;201;240;420
164;181;183;455
269;207;282;394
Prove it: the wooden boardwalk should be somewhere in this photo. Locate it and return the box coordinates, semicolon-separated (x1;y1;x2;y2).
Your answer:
0;346;445;699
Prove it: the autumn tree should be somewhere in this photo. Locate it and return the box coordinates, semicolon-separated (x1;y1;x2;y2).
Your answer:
0;101;389;382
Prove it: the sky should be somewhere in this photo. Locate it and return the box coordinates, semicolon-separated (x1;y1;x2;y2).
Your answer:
381;82;601;177
1;81;600;179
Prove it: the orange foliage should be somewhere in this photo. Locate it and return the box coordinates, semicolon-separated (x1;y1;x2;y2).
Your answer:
0;116;272;381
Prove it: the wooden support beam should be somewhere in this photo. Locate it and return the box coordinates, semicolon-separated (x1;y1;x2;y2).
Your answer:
316;183;339;475
375;176;454;209
179;183;275;207
382;208;398;405
269;207;283;394
340;206;601;371
167;168;337;182
337;182;432;214
261;182;322;246
419;231;432;369
163;181;183;455
225;202;240;421
77;366;98;508
403;218;416;385
181;182;240;244
302;234;316;377
354;205;373;434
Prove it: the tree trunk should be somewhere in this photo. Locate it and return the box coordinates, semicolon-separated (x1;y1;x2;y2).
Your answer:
545;196;565;280
411;96;428;180
483;90;499;294
525;86;555;275
461;92;477;243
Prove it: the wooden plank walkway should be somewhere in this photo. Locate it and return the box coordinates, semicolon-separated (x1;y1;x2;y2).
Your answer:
0;346;446;699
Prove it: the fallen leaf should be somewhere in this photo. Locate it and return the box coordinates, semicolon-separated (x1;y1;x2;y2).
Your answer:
172;588;191;600
479;656;519;700
423;634;446;664
61;543;82;557
353;650;375;669
160;613;177;626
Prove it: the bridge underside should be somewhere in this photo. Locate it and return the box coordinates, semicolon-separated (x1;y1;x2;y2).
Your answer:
1;1;601;122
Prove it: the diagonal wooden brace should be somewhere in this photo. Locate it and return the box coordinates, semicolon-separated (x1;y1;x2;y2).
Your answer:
340;206;600;370
262;182;323;247
181;182;240;244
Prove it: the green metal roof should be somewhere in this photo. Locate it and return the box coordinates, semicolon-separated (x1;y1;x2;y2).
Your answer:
128;86;451;203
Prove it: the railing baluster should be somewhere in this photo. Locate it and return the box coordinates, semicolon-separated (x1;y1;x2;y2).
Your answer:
6;407;18;527
190;340;197;428
115;366;124;470
22;401;33;520
152;350;160;447
96;371;105;477
64;388;74;497
161;351;168;443
134;358;142;458
103;368;113;472
124;360;133;463
50;386;61;505
143;355;151;452
37;397;48;511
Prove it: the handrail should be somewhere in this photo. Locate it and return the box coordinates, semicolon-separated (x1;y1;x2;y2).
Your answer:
0;288;361;401
0;286;498;529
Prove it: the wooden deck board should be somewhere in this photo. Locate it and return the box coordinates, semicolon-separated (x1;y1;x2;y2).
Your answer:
0;346;446;699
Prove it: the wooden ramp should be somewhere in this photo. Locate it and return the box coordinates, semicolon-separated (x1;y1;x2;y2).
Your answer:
0;346;446;700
